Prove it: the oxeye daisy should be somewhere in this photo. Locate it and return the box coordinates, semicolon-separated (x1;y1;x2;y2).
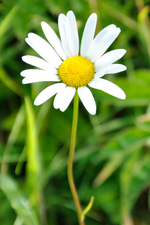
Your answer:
21;11;126;115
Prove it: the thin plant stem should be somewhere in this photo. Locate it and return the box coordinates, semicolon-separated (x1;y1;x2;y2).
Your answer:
67;91;85;225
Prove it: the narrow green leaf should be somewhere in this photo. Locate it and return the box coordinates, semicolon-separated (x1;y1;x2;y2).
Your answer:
100;1;138;31
93;128;150;186
1;105;25;174
0;68;22;96
120;151;150;214
0;175;39;225
25;96;41;205
0;5;18;38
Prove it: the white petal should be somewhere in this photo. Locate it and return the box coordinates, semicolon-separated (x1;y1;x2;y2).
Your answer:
34;83;66;106
22;55;57;73
80;13;97;57
25;37;35;50
88;78;126;99
53;86;76;111
85;24;116;59
65;11;79;56
20;69;56;77
95;49;126;71
22;74;60;84
41;21;67;60
27;33;62;68
105;64;127;73
78;86;96;115
95;64;127;78
87;25;121;62
58;14;72;57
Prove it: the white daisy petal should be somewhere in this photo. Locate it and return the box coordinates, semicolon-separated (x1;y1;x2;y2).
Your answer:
95;24;116;39
95;64;127;78
87;25;121;62
78;86;96;115
34;83;66;106
105;64;127;73
41;21;67;60
25;37;35;50
22;55;57;73
65;11;79;56
53;85;66;109
85;24;116;59
27;33;62;68
94;70;107;78
20;69;57;77
22;74;60;84
58;14;72;57
80;13;97;57
25;37;49;64
88;78;126;99
95;49;126;71
54;86;76;111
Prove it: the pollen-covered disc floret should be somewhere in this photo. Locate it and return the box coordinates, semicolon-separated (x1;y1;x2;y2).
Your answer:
58;56;95;88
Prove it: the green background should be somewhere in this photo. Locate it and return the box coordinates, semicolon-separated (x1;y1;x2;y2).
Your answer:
0;0;150;224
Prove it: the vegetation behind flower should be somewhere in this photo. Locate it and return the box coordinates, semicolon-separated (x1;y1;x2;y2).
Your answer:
0;0;150;225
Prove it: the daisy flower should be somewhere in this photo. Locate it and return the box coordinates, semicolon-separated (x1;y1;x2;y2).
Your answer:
21;11;126;115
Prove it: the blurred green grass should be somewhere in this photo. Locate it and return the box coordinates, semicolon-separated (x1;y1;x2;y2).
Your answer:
0;0;150;224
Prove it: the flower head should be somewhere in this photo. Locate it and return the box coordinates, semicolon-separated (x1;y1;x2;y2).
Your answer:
21;11;126;115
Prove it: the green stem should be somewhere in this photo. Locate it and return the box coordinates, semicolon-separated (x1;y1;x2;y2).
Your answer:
67;91;85;225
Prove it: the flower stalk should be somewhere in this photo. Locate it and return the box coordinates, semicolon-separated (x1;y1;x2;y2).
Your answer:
67;91;85;225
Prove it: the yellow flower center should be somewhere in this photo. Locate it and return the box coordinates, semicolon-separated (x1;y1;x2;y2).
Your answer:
58;56;95;88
